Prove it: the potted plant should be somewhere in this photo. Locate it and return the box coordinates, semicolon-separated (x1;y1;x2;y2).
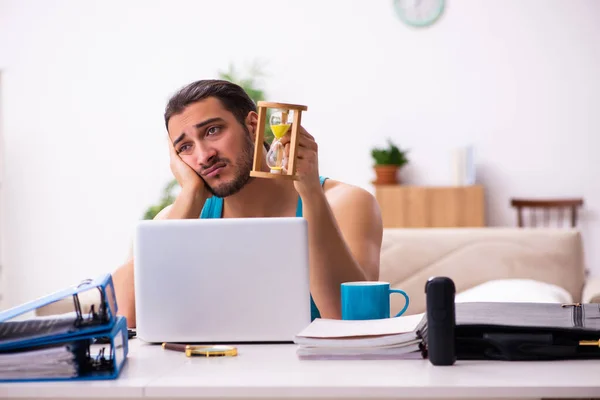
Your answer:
371;139;409;185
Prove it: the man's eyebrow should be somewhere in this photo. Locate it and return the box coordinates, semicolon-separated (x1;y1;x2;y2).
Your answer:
173;133;185;147
193;117;225;130
173;117;225;146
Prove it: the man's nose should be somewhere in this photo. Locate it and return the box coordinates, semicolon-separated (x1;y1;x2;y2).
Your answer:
195;143;217;167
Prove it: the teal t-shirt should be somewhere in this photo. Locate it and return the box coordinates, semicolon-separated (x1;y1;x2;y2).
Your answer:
199;176;327;321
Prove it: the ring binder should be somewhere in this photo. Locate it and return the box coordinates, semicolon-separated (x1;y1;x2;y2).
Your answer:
73;285;110;327
422;302;600;361
0;316;128;381
0;274;129;381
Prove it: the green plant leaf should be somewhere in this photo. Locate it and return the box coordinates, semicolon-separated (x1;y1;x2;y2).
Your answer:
370;138;409;166
142;178;179;220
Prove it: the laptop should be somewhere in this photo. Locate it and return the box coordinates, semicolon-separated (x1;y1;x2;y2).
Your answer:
133;217;311;344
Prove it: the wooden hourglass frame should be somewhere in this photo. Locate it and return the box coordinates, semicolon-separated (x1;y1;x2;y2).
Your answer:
250;101;308;180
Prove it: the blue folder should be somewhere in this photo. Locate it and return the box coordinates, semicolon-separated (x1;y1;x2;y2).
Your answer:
0;274;129;381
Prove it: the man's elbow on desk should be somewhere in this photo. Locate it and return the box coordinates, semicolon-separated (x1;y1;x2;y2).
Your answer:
112;264;137;328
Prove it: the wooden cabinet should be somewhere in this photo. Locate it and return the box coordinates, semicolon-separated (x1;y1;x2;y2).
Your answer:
374;185;485;228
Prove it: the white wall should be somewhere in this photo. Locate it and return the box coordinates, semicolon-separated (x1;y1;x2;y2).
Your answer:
0;0;599;309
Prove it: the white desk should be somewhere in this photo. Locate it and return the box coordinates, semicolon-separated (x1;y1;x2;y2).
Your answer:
1;339;600;399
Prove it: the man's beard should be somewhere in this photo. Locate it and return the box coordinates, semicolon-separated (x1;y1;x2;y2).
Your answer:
202;131;254;198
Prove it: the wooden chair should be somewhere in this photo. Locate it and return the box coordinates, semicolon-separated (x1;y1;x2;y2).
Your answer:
510;198;584;228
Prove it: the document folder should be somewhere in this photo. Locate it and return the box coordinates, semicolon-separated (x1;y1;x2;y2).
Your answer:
446;302;600;361
0;274;129;381
0;316;128;382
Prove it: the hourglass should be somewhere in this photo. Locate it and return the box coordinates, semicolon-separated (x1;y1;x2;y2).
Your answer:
250;101;307;180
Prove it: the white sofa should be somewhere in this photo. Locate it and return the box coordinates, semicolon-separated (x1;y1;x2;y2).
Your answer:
36;227;600;318
380;227;600;316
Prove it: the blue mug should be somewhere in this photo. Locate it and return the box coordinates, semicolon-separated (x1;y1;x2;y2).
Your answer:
341;281;410;320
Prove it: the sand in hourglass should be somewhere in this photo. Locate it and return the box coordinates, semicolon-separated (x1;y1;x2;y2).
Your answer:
269;114;291;171
271;123;290;139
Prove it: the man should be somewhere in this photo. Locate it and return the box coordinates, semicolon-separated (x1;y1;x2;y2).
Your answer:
112;79;383;327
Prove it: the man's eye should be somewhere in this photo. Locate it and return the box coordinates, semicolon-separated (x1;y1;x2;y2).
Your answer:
178;144;191;154
207;126;221;135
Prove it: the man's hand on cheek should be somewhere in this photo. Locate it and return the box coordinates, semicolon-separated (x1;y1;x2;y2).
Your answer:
169;141;206;194
279;125;322;199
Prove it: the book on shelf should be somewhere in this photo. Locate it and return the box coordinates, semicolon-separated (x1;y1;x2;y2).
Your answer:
294;313;428;360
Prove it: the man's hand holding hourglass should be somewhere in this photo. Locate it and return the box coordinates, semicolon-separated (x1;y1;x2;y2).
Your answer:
278;125;323;200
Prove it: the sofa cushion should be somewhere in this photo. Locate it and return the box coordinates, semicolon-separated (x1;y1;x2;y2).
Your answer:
454;278;574;304
379;228;585;316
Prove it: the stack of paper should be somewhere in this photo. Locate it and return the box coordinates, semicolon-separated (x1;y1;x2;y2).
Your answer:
0;343;78;379
294;313;427;360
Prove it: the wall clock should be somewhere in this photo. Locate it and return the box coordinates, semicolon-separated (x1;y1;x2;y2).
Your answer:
393;0;445;27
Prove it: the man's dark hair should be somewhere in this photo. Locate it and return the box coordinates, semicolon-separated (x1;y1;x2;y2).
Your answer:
164;79;254;128
164;79;268;150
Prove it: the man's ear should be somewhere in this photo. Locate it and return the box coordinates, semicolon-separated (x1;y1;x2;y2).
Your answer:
245;111;258;139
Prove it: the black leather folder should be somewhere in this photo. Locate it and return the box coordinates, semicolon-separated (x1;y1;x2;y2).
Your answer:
448;302;600;361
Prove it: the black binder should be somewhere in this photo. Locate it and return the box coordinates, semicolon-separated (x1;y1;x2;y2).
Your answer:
432;302;600;361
